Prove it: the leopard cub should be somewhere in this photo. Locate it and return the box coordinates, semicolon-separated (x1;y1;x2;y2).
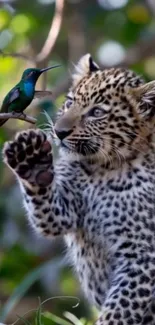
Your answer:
3;54;155;325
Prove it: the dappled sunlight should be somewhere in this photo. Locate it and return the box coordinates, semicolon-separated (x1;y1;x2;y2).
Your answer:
97;0;128;10
97;41;126;66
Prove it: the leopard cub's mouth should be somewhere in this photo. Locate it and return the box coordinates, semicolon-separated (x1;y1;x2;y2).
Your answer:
60;138;100;156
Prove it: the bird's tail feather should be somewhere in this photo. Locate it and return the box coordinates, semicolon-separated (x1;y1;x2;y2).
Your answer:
0;119;8;126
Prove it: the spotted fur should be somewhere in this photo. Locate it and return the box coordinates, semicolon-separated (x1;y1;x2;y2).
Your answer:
3;54;155;324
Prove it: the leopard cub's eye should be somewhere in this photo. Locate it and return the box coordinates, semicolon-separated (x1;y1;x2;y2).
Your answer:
66;99;72;109
89;107;105;118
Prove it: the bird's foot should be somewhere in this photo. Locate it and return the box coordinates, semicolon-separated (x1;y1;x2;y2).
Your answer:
11;111;36;124
13;112;27;119
20;112;26;119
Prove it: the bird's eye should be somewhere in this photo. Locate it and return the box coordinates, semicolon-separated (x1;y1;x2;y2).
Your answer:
89;107;105;118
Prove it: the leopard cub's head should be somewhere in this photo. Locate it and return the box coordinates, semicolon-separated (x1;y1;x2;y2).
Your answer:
55;54;155;163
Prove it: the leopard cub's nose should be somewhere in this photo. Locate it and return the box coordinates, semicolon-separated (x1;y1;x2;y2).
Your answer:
55;128;73;140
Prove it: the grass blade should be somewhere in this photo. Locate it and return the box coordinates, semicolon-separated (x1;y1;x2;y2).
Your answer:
0;257;65;322
35;298;42;325
16;314;32;325
43;311;72;325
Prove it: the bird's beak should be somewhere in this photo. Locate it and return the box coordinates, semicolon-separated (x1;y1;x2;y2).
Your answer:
40;64;61;73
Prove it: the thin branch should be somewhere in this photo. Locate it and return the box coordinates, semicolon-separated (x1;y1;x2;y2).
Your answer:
0;113;36;124
0;0;65;65
36;0;65;62
0;49;34;63
1;0;155;99
2;33;155;68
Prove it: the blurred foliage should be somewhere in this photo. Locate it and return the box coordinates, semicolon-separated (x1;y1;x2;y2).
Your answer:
1;0;155;323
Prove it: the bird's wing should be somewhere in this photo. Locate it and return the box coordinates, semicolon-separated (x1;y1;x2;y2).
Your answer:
1;87;21;113
34;90;52;99
7;87;20;104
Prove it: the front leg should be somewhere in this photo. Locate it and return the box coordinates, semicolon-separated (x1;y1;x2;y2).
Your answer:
95;259;155;325
3;129;77;237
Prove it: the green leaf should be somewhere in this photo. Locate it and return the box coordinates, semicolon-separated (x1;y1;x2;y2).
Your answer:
43;311;72;325
0;257;64;322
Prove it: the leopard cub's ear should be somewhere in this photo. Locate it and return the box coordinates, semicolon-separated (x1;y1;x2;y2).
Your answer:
130;80;155;119
72;53;100;87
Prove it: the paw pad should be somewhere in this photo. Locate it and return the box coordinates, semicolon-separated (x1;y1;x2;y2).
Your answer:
3;129;53;186
36;170;54;187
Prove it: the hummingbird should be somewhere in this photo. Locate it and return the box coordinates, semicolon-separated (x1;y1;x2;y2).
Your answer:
0;65;60;126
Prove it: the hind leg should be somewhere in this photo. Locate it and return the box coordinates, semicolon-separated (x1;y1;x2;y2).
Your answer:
95;261;155;325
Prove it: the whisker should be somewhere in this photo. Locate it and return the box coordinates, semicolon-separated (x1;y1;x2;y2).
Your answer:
93;135;147;156
97;145;113;168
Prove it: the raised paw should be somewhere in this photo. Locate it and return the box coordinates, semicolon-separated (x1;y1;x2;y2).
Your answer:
3;129;54;187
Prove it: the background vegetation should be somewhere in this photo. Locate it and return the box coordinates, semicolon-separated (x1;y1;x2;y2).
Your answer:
0;0;155;324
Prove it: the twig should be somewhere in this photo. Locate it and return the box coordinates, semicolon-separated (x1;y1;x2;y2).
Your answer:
0;49;34;63
51;0;87;100
0;113;36;124
0;0;65;65
1;0;155;99
36;0;65;62
2;33;155;68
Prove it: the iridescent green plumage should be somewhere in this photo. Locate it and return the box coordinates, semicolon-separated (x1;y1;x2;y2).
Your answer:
0;65;60;126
